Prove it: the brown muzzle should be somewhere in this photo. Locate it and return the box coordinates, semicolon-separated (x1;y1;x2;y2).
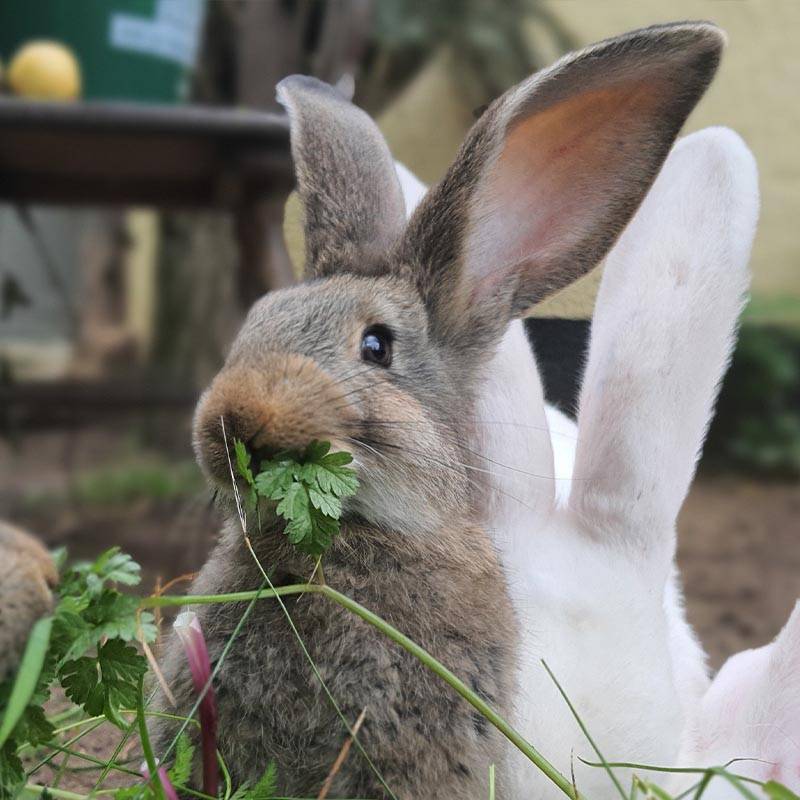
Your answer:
193;355;355;485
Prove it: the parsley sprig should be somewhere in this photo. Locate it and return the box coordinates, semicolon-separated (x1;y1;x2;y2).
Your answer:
0;547;156;798
234;440;359;557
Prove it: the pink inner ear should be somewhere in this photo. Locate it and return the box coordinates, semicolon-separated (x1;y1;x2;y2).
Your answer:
463;76;668;306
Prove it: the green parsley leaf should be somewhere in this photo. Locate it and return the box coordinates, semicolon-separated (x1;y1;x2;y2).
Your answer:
241;439;359;557
235;439;254;487
0;741;24;800
229;761;278;800
254;462;295;500
61;640;147;729
167;733;196;788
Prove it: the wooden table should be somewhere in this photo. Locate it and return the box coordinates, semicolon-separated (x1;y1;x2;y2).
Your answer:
0;98;296;430
0;97;295;305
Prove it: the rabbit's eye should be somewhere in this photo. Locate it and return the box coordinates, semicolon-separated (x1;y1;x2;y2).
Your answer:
360;325;393;367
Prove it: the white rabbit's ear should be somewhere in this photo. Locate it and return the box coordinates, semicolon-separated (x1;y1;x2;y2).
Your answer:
398;23;724;357
676;603;800;794
394;161;428;219
570;128;759;560
277;76;406;278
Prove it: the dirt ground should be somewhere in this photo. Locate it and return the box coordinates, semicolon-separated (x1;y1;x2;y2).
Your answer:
678;476;800;667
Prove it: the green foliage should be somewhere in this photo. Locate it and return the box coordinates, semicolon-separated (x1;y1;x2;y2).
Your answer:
364;0;577;109
707;325;800;476
236;440;359;558
229;762;278;800
61;640;147;730
69;461;204;508
22;460;204;513
0;547;156;799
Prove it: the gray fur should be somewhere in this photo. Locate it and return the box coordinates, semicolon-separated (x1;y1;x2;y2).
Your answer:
277;76;407;278
152;22;726;799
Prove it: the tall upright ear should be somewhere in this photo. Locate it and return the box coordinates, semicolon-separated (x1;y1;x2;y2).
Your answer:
569;127;758;560
277;76;406;278
398;22;725;353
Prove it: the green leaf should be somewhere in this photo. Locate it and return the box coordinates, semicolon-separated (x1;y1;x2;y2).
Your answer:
0;741;24;800
254;462;294;500
84;592;156;644
113;786;149;800
0;615;52;748
61;656;104;715
303;440;330;462
250;441;359;557
234;439;255;487
275;482;310;522
167;733;195;788
11;705;54;748
61;640;146;728
764;782;800;800
303;459;358;499
229;761;278;800
284;516;311;547
320;450;354;467
308;486;341;518
91;547;143;589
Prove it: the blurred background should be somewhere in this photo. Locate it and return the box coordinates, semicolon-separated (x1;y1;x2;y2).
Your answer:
0;0;797;668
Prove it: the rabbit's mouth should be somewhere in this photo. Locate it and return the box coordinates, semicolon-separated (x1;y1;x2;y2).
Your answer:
193;358;359;488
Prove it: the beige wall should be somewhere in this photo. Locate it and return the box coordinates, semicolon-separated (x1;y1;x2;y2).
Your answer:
286;1;799;321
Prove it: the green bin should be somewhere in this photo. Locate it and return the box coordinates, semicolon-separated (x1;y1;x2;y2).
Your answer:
0;0;207;103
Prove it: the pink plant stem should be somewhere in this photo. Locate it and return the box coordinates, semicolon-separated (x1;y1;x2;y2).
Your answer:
174;611;219;798
157;767;180;800
141;765;180;800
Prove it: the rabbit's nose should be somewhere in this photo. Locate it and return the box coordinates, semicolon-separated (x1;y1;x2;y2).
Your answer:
192;359;354;487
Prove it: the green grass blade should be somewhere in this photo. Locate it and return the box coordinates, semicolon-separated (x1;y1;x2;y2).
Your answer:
0;615;53;748
541;659;626;800
137;674;166;800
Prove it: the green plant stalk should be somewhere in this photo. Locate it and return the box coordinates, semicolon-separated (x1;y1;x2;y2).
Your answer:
141;584;578;800
22;785;86;800
137;674;166;800
542;659;626;800
0;615;52;747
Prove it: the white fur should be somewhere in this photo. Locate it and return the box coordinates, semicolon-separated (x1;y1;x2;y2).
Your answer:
398;125;759;797
673;602;800;798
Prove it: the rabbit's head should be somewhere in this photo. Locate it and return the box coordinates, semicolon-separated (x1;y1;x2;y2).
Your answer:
194;22;724;533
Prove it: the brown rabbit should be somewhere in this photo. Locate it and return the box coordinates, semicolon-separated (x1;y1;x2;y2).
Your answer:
152;23;724;799
0;521;57;682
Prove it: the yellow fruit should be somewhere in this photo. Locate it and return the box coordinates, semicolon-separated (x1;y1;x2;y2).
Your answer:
8;40;82;101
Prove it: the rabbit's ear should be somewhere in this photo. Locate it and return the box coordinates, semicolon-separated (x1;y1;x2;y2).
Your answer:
569;128;758;562
398;23;724;355
277;76;406;278
676;602;800;793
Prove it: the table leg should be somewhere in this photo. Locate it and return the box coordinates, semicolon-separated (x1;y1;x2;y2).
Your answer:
235;195;296;308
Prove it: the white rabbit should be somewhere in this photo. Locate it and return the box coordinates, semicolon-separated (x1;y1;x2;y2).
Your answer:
395;122;758;796
673;602;800;798
503;126;757;796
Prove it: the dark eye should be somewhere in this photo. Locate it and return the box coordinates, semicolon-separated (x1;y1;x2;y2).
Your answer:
360;325;393;367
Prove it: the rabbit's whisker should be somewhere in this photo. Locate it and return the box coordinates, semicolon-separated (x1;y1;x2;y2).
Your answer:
355;435;540;514
359;420;560;482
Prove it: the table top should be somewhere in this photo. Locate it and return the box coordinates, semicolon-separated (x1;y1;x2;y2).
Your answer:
0;98;294;208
